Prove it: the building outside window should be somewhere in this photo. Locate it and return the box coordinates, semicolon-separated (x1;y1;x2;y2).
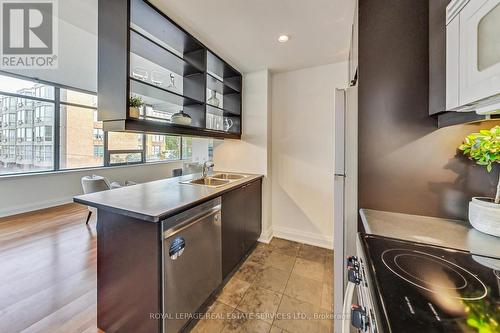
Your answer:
145;134;181;162
182;137;193;159
0;73;210;176
107;131;144;165
59;97;103;169
93;145;104;158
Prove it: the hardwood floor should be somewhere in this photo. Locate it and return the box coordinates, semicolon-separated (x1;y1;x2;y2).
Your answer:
0;204;334;333
0;203;101;333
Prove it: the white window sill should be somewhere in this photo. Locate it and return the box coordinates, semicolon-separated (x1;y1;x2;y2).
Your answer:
0;159;190;180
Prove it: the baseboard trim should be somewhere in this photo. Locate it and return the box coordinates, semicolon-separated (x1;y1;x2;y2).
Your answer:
258;226;273;244
0;197;74;218
273;226;333;249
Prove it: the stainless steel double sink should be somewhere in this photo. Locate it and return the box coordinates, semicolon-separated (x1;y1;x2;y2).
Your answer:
180;173;249;188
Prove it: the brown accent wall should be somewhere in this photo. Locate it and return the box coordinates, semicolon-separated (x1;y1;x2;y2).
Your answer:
358;0;500;220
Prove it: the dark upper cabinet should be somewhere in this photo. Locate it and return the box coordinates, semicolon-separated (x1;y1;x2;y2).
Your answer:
98;0;242;139
221;179;262;279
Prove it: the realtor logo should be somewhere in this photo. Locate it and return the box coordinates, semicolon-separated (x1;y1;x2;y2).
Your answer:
0;0;58;68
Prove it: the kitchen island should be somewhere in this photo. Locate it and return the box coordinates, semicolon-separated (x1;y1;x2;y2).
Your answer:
74;172;263;333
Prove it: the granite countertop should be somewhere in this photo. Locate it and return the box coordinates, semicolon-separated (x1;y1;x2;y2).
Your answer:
74;172;263;222
360;208;500;259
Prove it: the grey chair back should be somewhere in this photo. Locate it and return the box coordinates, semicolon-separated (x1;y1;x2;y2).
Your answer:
81;175;112;195
172;168;183;177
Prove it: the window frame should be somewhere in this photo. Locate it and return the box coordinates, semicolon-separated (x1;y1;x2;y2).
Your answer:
0;71;187;178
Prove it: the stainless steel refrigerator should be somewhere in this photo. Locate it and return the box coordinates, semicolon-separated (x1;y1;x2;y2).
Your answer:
333;84;358;333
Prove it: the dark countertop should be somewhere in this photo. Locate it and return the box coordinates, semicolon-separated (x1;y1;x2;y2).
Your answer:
74;172;263;222
360;208;500;259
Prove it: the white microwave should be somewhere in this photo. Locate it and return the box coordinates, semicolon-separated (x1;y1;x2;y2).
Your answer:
446;0;500;114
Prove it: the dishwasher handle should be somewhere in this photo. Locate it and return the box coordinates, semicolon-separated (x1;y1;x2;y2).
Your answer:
163;205;221;239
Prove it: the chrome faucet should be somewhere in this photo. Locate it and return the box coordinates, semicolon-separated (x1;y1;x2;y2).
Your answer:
202;161;214;178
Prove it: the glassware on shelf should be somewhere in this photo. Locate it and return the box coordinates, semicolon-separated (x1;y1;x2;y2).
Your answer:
151;71;165;86
206;109;223;130
132;67;149;81
171;110;192;126
223;117;234;132
206;113;213;129
207;90;220;108
166;73;176;89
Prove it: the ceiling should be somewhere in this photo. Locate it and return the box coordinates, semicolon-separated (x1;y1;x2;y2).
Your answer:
150;0;356;74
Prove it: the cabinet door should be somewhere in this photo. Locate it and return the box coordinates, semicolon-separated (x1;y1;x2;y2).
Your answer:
459;0;500;105
221;186;246;278
243;180;262;253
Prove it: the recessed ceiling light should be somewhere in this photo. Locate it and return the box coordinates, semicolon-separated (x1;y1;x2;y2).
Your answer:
278;35;290;43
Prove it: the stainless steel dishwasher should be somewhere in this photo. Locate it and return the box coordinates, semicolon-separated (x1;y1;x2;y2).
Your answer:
162;197;222;333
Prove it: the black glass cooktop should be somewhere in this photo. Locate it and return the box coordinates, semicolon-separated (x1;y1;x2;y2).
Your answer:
361;234;500;333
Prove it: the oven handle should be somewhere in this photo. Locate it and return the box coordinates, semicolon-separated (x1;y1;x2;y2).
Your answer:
342;281;355;333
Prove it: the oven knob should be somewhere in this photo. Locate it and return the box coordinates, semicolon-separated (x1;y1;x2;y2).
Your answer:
351;305;369;331
348;266;361;285
347;256;358;269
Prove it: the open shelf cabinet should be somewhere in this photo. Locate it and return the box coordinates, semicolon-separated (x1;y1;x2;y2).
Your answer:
98;0;242;139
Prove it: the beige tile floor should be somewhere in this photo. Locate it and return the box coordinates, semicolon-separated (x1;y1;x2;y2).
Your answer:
192;238;334;333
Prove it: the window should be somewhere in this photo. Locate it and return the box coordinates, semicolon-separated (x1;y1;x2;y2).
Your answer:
182;137;192;159
16;128;25;142
8;113;15;126
93;128;103;140
108;132;143;150
107;132;144;165
109;152;142;165
60;88;98;107
35;126;53;142
34;104;54;123
59;88;103;169
26;129;32;142
60;103;103;169
145;134;180;162
0;73;206;176
93;145;104;157
0;75;54;97
17;109;33;124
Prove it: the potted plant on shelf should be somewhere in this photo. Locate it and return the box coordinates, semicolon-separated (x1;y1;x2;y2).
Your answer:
459;125;500;237
129;96;143;119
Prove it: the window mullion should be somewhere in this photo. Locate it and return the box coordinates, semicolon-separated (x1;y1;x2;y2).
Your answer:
179;136;184;160
104;131;109;167
53;88;60;171
142;133;146;164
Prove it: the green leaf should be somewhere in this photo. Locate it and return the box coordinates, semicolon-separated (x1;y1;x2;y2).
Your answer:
459;125;500;171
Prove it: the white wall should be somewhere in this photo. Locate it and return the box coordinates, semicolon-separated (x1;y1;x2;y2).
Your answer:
0;161;183;217
213;69;272;241
271;62;348;249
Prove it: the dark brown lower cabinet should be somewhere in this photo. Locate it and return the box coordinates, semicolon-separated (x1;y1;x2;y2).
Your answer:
221;179;262;278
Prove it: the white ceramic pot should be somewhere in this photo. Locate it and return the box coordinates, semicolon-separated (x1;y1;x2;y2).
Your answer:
171;111;192;126
469;197;500;237
129;106;140;118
